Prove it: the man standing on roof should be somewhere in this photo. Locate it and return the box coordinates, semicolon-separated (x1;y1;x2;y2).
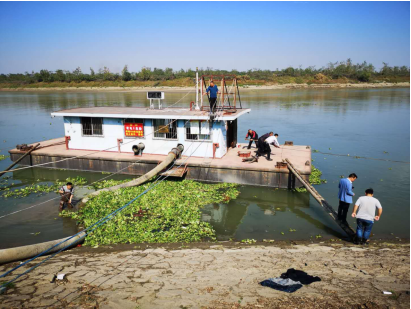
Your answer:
203;81;220;114
257;132;280;161
245;129;258;149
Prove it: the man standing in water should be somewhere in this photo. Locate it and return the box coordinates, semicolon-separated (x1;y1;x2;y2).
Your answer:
337;173;357;224
59;182;74;211
203;81;219;115
352;188;382;245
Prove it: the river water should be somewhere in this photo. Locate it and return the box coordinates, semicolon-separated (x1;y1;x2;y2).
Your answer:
0;88;409;248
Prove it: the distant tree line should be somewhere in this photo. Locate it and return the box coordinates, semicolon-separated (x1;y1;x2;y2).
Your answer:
0;59;409;85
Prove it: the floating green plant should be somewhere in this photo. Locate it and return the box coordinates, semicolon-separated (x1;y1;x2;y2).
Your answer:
1;177;87;198
61;180;240;246
309;165;327;185
241;239;257;244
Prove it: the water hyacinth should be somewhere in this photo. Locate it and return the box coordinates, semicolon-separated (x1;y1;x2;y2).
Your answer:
61;179;240;246
309;165;327;185
1;176;87;198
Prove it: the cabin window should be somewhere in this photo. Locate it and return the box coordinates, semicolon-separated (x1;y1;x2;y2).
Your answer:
153;119;177;139
81;117;103;136
185;121;211;141
124;118;145;138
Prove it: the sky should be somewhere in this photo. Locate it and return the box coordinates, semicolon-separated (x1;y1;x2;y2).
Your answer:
0;1;409;74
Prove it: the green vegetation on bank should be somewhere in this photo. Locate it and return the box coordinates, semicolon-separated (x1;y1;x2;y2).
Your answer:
0;59;409;88
60;180;240;246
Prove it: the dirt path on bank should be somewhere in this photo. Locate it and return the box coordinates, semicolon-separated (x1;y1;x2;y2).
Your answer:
0;243;409;308
0;82;409;93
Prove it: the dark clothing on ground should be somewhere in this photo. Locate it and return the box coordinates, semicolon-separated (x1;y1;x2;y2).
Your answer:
209;97;217;113
356;218;374;241
280;268;321;285
260;278;302;293
246;131;258;149
260;268;321;294
337;200;350;223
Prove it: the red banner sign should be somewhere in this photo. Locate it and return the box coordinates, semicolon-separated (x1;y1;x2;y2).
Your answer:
124;123;144;137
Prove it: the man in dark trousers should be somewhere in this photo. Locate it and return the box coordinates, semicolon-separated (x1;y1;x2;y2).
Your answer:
245;129;258;149
337;173;357;224
203;81;220;114
257;132;280;161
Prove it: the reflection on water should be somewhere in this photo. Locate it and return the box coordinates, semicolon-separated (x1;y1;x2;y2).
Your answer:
201;186;346;241
0;88;409;247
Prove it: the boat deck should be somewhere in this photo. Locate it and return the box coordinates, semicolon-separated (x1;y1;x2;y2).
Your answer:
9;138;311;188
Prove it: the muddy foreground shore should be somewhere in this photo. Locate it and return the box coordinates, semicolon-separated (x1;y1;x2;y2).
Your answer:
0;241;409;308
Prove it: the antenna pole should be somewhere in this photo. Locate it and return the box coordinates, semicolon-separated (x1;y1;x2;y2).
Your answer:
200;76;203;109
195;67;199;110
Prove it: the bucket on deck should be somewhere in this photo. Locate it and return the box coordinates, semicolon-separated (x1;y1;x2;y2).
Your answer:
238;151;251;158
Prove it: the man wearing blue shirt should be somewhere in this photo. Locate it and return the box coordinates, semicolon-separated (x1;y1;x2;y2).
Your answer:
337;173;358;224
203;81;220;114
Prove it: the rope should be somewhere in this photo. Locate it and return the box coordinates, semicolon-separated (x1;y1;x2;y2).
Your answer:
0;162;135;220
0;89;196;175
314;150;409;164
0;118;195;220
0;137;207;290
275;146;409;164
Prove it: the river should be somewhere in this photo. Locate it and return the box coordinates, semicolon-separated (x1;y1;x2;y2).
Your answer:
0;88;409;248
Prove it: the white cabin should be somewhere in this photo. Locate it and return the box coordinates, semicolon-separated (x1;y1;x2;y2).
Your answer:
51;107;250;158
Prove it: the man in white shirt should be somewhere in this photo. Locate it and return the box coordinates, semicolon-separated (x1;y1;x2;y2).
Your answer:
351;188;382;245
265;134;280;148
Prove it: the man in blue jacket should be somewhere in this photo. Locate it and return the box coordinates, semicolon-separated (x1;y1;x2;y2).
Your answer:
203;81;220;114
337;173;358;224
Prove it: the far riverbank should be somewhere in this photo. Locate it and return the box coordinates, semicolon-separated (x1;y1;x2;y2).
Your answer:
0;82;409;93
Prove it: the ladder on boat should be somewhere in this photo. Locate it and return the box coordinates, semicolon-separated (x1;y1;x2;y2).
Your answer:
284;158;356;239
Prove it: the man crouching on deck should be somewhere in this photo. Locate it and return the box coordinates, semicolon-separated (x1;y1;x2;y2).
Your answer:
59;182;74;211
257;132;280;161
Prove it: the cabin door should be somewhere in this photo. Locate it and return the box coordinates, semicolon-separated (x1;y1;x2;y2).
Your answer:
226;119;237;148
